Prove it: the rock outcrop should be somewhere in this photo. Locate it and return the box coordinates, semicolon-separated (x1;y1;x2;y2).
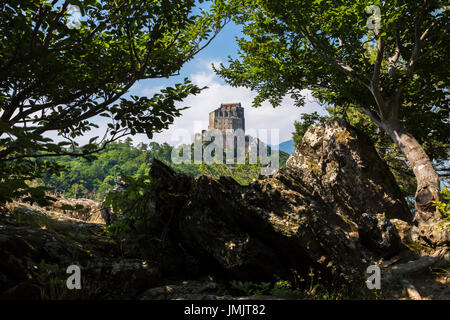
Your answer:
286;120;411;222
144;120;411;293
358;213;402;258
1;119;447;300
50;198;103;223
0;212;161;299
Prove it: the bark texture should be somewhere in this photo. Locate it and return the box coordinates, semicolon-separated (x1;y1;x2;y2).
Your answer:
381;120;448;247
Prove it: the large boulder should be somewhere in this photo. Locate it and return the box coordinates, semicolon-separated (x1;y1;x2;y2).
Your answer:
0;120;431;299
286;119;411;222
358;213;402;258
146;120;411;292
50;198;103;223
0;216;161;299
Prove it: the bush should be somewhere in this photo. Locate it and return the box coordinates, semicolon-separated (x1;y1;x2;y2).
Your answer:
433;184;450;230
103;174;159;258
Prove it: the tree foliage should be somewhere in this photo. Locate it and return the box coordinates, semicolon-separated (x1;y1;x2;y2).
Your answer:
40;139;290;200
215;0;449;207
292;112;328;147
433;183;450;230
0;0;230;204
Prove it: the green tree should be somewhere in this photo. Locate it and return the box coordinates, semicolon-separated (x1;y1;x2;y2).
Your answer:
215;0;449;212
292;112;328;146
0;0;230;203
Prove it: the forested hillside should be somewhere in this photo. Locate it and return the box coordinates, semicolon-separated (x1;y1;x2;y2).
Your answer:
41;137;290;200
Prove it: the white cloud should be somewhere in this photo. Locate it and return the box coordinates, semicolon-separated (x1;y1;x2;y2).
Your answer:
140;85;164;97
190;71;216;87
149;61;325;146
44;59;325;147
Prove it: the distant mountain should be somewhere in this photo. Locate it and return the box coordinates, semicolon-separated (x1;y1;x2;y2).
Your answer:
271;140;295;155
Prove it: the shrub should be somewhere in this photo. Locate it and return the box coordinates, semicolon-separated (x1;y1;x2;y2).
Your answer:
433;184;450;230
103;174;159;258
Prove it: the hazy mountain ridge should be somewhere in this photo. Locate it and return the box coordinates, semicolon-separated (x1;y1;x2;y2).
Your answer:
271;140;295;155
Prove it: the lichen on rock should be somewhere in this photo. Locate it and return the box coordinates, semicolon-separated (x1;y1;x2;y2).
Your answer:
142;120;413;293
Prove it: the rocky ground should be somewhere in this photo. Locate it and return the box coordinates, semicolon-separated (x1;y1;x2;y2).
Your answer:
0;120;448;300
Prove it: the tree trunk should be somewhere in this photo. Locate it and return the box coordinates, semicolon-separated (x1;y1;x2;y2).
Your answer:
381;119;440;211
381;119;448;246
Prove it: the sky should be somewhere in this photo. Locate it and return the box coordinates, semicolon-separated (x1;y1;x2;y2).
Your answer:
130;21;324;146
50;12;325;147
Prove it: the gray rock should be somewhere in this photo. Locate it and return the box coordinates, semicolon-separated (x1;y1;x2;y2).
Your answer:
144;120;413;293
358;213;402;258
2;120;434;299
140;279;221;300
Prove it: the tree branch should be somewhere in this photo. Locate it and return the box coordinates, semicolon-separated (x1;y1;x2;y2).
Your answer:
50;1;128;52
370;35;387;117
43;0;70;50
415;24;449;62
388;30;402;77
360;106;383;127
301;27;370;90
